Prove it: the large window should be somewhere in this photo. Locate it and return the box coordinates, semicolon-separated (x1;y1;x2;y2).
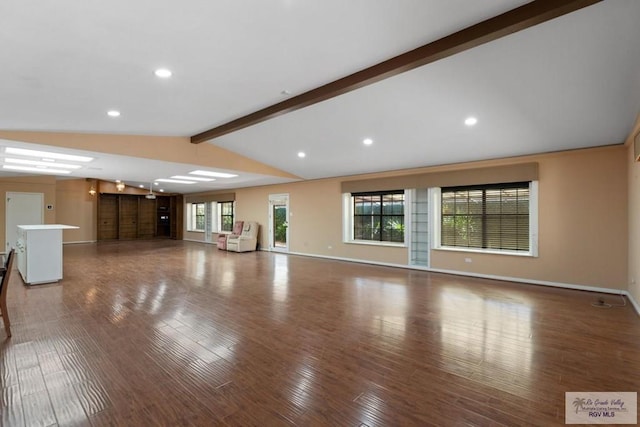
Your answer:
440;182;530;252
218;201;234;232
352;191;405;243
188;202;206;232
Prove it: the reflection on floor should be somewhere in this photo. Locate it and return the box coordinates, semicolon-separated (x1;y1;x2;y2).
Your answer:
1;240;639;426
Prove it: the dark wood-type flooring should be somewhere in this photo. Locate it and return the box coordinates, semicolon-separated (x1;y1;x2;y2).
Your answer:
1;240;639;426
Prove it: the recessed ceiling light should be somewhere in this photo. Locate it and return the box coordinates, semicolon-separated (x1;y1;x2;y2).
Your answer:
5;147;93;162
155;178;196;184
189;170;238;178
465;116;478;126
3;165;72;174
154;182;159;186
281;89;291;96
363;138;373;146
159;189;165;192
4;158;82;169
107;110;121;117
154;68;172;78
170;175;215;182
298;152;306;158
139;185;144;188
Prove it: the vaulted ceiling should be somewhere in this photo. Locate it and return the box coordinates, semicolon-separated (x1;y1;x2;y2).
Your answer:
1;1;639;193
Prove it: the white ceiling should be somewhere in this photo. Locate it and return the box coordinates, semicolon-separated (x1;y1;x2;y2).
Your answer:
1;1;639;193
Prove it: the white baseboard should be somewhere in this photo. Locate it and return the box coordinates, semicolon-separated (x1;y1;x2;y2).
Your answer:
627;292;640;316
63;240;97;245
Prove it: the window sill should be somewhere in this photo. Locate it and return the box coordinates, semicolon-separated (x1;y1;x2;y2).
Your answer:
434;246;536;257
344;240;406;248
186;229;205;233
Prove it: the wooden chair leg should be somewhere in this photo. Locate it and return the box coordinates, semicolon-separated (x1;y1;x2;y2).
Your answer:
0;301;10;338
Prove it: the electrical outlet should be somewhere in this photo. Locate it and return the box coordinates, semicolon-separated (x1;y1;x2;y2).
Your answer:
464;257;472;263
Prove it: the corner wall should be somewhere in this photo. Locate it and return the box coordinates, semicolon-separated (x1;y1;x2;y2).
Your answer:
56;179;97;243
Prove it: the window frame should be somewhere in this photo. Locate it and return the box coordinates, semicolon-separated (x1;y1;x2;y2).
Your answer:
187;202;206;232
217;201;235;233
343;190;408;247
432;181;538;257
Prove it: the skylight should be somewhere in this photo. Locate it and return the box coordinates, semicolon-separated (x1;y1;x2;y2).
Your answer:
5;147;94;162
189;170;238;178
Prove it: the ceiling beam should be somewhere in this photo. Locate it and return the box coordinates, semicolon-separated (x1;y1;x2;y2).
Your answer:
191;0;602;144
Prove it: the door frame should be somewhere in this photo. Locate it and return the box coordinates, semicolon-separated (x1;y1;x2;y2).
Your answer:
6;192;44;252
268;193;289;252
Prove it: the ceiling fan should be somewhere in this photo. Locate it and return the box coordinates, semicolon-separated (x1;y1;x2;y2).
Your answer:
145;181;156;200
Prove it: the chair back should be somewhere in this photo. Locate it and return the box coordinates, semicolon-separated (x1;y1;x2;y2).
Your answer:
0;249;15;338
232;220;244;235
241;222;259;238
0;249;14;295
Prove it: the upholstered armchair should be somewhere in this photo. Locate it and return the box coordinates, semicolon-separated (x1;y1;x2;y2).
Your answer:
217;220;244;250
226;221;259;252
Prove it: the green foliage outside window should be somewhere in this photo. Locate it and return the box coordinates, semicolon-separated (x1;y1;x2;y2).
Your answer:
353;191;404;243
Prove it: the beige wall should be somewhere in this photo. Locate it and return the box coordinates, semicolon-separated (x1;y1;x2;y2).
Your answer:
432;146;628;288
55;179;97;242
0;175;57;251
627;126;640;308
230;145;628;290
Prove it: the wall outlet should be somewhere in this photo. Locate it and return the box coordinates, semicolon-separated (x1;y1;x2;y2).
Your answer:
464;257;472;263
328;245;332;250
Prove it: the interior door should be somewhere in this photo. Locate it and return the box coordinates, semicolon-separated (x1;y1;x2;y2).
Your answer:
98;194;118;240
6;192;44;252
118;195;138;239
268;194;289;252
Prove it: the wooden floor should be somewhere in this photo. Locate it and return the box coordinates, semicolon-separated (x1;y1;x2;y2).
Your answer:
1;240;639;426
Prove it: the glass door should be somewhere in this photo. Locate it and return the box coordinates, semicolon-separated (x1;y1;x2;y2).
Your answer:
269;194;289;252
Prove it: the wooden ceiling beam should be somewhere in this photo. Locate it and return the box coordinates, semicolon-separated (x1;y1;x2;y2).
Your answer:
191;0;602;144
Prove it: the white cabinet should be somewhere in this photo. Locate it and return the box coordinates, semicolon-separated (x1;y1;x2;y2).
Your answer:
16;224;78;285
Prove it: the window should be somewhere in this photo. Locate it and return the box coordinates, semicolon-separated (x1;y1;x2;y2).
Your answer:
352;191;405;243
187;202;205;232
218;201;234;232
440;182;530;252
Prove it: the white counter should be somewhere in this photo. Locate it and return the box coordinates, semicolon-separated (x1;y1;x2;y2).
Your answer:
16;224;79;285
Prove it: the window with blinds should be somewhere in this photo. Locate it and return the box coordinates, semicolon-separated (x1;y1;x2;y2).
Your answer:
352;190;405;243
441;182;530;251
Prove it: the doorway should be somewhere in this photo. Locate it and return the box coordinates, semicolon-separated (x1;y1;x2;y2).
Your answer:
268;194;289;252
6;192;44;252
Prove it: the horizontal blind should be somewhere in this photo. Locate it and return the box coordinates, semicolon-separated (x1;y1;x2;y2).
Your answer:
441;182;529;251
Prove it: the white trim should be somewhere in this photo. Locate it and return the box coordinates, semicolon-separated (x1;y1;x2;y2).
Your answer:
183;238;213;244
627;292;640;316
268;193;290;252
345;240;406;248
433;246;533;257
342;193;352;241
342;189;409;245
432;181;539;257
529;180;539;257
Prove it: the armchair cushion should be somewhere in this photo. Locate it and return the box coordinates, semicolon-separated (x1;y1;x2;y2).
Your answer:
217;220;244;250
227;221;259;252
